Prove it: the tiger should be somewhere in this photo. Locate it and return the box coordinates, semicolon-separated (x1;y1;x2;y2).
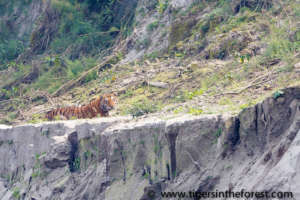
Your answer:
45;93;117;120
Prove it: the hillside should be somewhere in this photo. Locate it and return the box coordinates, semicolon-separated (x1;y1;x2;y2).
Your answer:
0;0;299;125
0;1;300;200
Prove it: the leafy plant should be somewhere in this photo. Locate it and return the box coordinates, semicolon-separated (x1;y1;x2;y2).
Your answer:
157;0;168;14
84;71;98;83
12;187;20;199
188;107;203;115
262;24;299;63
273;90;284;99
173;106;184;114
28;114;44;124
127;99;159;117
74;157;81;171
49;0;133;57
185;89;205;100
214;128;222;138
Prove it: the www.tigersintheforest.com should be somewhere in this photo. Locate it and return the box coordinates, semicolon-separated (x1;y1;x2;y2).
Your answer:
150;190;294;199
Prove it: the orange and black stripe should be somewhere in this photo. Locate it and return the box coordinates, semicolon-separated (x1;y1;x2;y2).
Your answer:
45;94;116;120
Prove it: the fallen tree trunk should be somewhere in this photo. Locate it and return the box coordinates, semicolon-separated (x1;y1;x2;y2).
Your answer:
51;54;117;97
142;81;169;89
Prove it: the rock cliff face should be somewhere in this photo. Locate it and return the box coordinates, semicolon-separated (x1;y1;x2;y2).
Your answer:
0;87;299;200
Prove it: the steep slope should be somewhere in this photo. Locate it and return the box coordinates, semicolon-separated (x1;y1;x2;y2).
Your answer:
0;87;299;200
0;1;299;123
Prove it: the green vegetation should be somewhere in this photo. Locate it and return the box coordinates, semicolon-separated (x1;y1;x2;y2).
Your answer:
173;88;205;103
0;0;137;92
0;39;24;69
41;129;50;138
136;38;151;50
1;87;19;100
214;128;222;138
28;114;44;124
184;89;205;100
12;187;20;199
273;90;284;99
211;128;222;144
262;23;299;63
153;134;160;155
73;157;81;171
48;0;135;57
188;107;203;115
147;21;159;32
215;10;257;34
127;98;159;118
0;0;299;125
0;0;28;69
32;153;42;178
30;56;97;93
157;0;169;14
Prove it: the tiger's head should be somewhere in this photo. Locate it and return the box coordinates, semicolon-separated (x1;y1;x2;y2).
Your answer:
99;93;117;115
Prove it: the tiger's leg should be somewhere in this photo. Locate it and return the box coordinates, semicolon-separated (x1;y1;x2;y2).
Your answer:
83;105;90;118
65;107;70;120
74;107;79;119
67;107;74;119
78;107;83;119
79;106;84;118
69;106;75;119
88;105;96;118
54;108;62;120
81;106;88;119
77;107;82;119
61;108;68;120
62;107;70;120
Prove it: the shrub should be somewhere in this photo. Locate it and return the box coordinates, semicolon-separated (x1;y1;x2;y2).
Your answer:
187;2;204;15
84;71;98;83
185;89;205;99
260;24;300;66
144;51;160;60
136;38;151;50
273;90;284;99
0;39;24;65
157;0;169;14
216;11;256;34
66;59;85;79
51;0;74;13
188;107;203;115
127;99;159;117
147;21;159;32
49;0;127;57
12;187;20;199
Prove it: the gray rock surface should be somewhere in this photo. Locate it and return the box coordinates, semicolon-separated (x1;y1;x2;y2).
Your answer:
0;87;299;200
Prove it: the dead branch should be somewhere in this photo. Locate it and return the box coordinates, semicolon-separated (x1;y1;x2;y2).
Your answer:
221;79;271;96
0;99;23;103
51;54;117;97
142;81;169;89
216;71;275;96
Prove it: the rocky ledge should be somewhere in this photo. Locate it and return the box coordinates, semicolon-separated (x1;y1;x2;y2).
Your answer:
0;87;299;200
